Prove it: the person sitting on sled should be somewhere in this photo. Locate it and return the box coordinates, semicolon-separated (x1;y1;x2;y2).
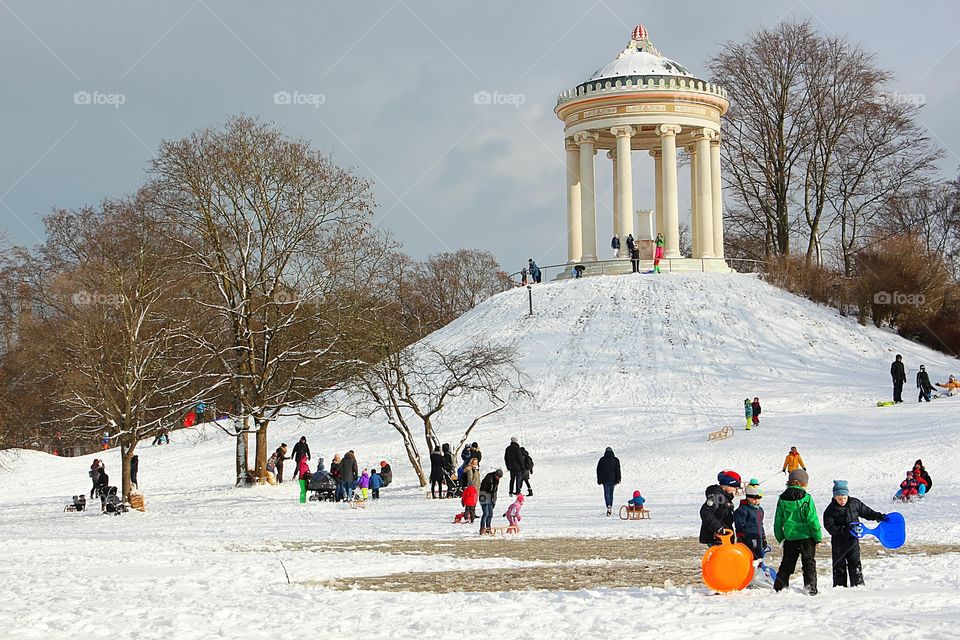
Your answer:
734;480;767;560
822;480;887;588
912;459;933;494
504;493;524;528
936;374;960;395
897;471;919;501
627;490;646;510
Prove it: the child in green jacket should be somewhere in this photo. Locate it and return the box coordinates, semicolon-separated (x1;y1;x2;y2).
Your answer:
773;469;822;595
744;399;753;430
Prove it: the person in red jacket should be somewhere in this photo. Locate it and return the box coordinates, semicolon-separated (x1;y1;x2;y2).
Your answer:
461;485;478;523
897;472;919;501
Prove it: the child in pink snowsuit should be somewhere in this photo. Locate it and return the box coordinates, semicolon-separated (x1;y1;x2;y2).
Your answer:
899;472;918;500
504;493;524;526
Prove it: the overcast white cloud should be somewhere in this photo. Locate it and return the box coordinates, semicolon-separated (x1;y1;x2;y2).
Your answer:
2;0;958;272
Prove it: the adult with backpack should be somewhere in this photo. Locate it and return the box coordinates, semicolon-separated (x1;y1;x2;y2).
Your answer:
520;446;534;497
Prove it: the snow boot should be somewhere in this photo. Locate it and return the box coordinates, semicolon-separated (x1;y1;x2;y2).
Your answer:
526;490;533;497
606;507;612;517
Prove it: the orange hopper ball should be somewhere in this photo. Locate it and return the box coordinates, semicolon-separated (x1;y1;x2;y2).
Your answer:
701;529;755;592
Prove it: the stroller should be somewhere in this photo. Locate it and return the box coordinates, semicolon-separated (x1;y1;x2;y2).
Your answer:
65;495;87;512
307;472;337;502
444;468;463;499
101;487;129;515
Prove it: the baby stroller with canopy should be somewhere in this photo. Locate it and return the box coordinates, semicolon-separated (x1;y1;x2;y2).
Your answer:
101;486;129;515
307;472;337;502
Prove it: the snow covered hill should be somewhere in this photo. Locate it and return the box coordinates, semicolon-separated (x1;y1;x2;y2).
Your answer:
3;272;960;639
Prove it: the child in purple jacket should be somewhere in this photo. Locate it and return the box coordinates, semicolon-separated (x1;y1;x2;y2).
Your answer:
357;469;370;500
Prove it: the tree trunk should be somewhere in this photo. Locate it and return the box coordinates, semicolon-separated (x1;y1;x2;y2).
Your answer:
254;418;269;483
394;423;427;486
120;440;137;502
235;415;249;486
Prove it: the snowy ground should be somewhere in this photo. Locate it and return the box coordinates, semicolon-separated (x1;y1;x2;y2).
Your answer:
2;273;959;639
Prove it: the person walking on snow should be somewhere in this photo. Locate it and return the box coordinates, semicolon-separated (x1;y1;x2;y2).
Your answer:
478;469;503;534
917;364;936;402
357;468;370;500
891;354;907;403
520;446;534;497
273;444;289;483
611;234;621;258
744;399;753;430
296;456;311;503
653;232;664;274
504;493;524;529
782;447;806;474
751;397;761;428
822;480;887;588
291;437;310;479
504;437;524;496
773;469;821;595
596;447;622;516
700;470;739;547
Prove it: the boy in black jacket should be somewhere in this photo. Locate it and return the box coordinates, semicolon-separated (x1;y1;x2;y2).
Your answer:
700;470;740;546
822;480;887;587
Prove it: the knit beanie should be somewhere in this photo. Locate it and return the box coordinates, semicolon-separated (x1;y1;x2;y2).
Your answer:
717;470;741;487
511;437;518;444
633;490;641;499
788;469;809;486
745;483;762;498
832;480;849;497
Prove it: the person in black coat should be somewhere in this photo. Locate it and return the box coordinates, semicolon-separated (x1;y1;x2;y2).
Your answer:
912;459;932;493
699;471;739;545
916;365;936;402
95;467;110;499
339;450;359;500
890;354;906;403
822;480;886;587
478;469;503;534
441;443;456;496
130;455;139;489
520;447;534;497
378;461;392;487
291;437;311;479
596;447;621;516
504;437;524;496
429;446;446;499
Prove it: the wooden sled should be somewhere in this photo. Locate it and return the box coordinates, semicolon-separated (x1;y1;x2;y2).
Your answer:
619;506;651;520
350;497;366;509
491;525;520;535
707;426;734;441
128;492;146;512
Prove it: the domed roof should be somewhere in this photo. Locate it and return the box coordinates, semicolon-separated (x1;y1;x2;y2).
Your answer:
589;25;696;81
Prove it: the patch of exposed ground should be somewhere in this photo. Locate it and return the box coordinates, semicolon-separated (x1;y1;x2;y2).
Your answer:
279;537;960;593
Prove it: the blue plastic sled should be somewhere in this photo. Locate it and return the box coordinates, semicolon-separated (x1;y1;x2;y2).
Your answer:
758;545;777;584
850;512;906;549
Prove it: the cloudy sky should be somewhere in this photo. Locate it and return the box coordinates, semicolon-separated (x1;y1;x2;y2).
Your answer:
2;0;958;274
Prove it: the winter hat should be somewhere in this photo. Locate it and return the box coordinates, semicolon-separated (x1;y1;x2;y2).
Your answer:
832;480;849;497
744;398;750;404
717;470;741;487
510;437;518;444
914;459;923;467
745;483;763;499
633;490;641;498
516;494;525;503
605;446;613;454
788;469;809;486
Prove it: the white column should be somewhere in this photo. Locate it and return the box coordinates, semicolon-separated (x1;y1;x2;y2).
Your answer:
611;126;635;243
574;131;599;262
658;124;682;258
688;144;699;258
695;129;715;258
650;149;663;239
565;139;582;264
710;135;725;259
607;149;619;253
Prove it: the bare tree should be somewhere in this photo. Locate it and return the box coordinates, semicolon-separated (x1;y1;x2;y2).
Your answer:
149;115;381;483
709;21;816;257
348;341;526;486
880;177;960;280
24;195;209;499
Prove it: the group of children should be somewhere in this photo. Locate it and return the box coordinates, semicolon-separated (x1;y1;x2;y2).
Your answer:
699;458;903;595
